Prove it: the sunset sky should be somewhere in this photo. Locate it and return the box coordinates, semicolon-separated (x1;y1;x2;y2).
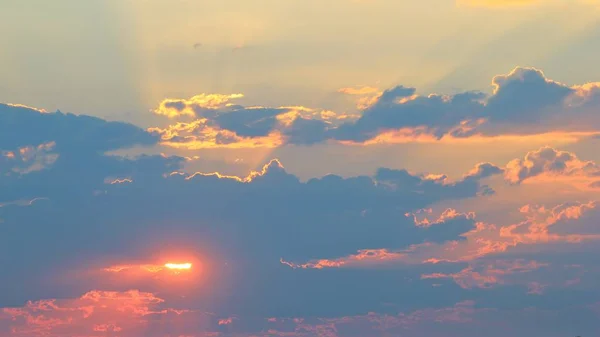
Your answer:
2;1;600;336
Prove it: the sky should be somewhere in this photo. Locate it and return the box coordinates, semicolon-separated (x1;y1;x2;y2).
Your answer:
2;0;600;336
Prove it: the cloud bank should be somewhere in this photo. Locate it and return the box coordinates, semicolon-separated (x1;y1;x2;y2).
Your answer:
2;66;600;336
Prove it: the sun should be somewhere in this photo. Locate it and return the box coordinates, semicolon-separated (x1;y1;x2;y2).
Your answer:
164;263;192;270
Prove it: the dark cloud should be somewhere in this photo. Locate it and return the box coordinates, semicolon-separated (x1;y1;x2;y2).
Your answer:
282;117;330;145
214;107;286;137
486;67;574;122
0;103;157;153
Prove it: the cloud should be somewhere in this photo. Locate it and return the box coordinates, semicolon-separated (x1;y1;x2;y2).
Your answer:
154;94;245;119
0;157;493;276
148;118;285;149
0;291;495;337
0;290;217;337
149;104;356;148
281;209;478;269
284;199;600;272
0;103;157;154
504;146;600;187
337;67;600;143
338;86;383;110
486;67;574;122
150;67;600;148
3;289;599;337
0;107;503;317
5;67;600;334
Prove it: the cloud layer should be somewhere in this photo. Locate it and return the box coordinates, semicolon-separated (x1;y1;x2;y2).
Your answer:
2;66;600;336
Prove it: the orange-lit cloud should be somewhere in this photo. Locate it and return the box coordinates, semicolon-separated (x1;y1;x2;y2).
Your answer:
104;177;133;184
339;130;599;146
408;208;476;228
419;202;600;264
338;86;383;110
154;93;244;118
217;317;236;325
150;102;358;149
149;118;285;149
0;290;215;337
504;147;600;189
499;202;600;244
104;262;193;275
281;249;405;269
184;158;284;183
283;201;600;270
338;86;380;96
3;103;47;113
0;291;497;337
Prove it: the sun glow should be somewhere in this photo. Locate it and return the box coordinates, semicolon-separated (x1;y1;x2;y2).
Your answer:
103;261;194;275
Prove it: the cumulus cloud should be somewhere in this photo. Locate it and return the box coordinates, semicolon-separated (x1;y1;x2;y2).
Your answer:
504;146;600;187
